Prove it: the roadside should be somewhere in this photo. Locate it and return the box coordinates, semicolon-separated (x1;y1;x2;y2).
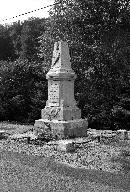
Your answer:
0;139;130;191
0;150;128;192
0;122;130;191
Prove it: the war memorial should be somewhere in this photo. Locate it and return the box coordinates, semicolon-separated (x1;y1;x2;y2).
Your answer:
35;41;88;139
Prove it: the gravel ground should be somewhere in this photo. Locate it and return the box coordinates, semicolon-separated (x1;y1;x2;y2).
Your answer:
0;150;128;192
0;123;130;191
0;139;130;191
0;138;130;175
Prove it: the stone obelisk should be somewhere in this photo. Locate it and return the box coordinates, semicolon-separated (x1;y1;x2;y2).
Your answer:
34;41;88;139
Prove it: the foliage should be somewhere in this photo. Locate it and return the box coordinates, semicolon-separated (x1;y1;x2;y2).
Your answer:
38;18;55;72
8;18;46;61
0;18;49;123
0;59;47;123
0;1;130;129
42;0;130;130
0;24;16;61
20;17;46;61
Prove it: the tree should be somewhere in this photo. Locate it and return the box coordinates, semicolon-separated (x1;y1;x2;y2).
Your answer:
0;24;16;61
38;18;55;72
39;0;130;129
8;21;23;59
0;59;47;123
0;18;50;123
20;17;46;61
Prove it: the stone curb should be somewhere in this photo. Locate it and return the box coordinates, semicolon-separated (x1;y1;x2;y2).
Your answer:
47;137;93;152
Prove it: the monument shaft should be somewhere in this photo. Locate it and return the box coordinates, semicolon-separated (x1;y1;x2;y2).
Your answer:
35;41;88;139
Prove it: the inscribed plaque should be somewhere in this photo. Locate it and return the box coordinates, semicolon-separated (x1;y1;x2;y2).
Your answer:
49;81;59;106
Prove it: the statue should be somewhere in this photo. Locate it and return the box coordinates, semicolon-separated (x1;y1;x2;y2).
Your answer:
51;42;60;68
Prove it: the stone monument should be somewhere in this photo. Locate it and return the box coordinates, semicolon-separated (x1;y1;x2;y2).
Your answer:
34;41;88;139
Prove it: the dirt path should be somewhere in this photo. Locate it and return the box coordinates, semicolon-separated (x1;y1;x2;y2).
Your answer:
0;150;129;192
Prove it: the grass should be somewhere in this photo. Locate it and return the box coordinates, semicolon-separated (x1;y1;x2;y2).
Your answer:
0;121;34;135
1;150;127;192
0;122;130;191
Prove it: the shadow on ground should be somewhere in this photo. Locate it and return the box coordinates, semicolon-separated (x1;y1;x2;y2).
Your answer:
0;150;129;192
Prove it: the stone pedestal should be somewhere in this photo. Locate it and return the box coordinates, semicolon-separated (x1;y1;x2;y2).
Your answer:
34;41;88;139
35;119;88;139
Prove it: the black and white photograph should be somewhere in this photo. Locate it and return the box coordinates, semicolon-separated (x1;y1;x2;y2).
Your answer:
0;0;130;191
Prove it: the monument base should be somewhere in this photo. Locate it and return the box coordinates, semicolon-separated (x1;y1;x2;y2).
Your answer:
34;119;88;139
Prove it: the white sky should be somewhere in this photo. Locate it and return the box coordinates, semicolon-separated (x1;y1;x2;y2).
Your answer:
0;0;54;25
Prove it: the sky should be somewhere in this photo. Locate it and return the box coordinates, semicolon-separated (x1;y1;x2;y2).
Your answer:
0;0;54;25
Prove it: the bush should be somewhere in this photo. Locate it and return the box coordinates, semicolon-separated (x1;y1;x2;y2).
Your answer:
0;59;47;123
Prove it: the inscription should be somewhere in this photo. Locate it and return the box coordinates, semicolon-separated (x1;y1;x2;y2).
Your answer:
49;82;59;106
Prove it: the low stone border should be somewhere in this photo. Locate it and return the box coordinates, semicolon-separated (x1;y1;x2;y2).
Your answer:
87;129;130;141
47;137;94;152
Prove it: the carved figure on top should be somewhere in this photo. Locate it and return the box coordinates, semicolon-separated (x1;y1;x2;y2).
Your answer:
51;41;60;68
47;41;76;80
51;41;72;70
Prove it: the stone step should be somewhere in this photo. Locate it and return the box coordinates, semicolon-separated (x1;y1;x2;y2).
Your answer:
47;137;93;152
